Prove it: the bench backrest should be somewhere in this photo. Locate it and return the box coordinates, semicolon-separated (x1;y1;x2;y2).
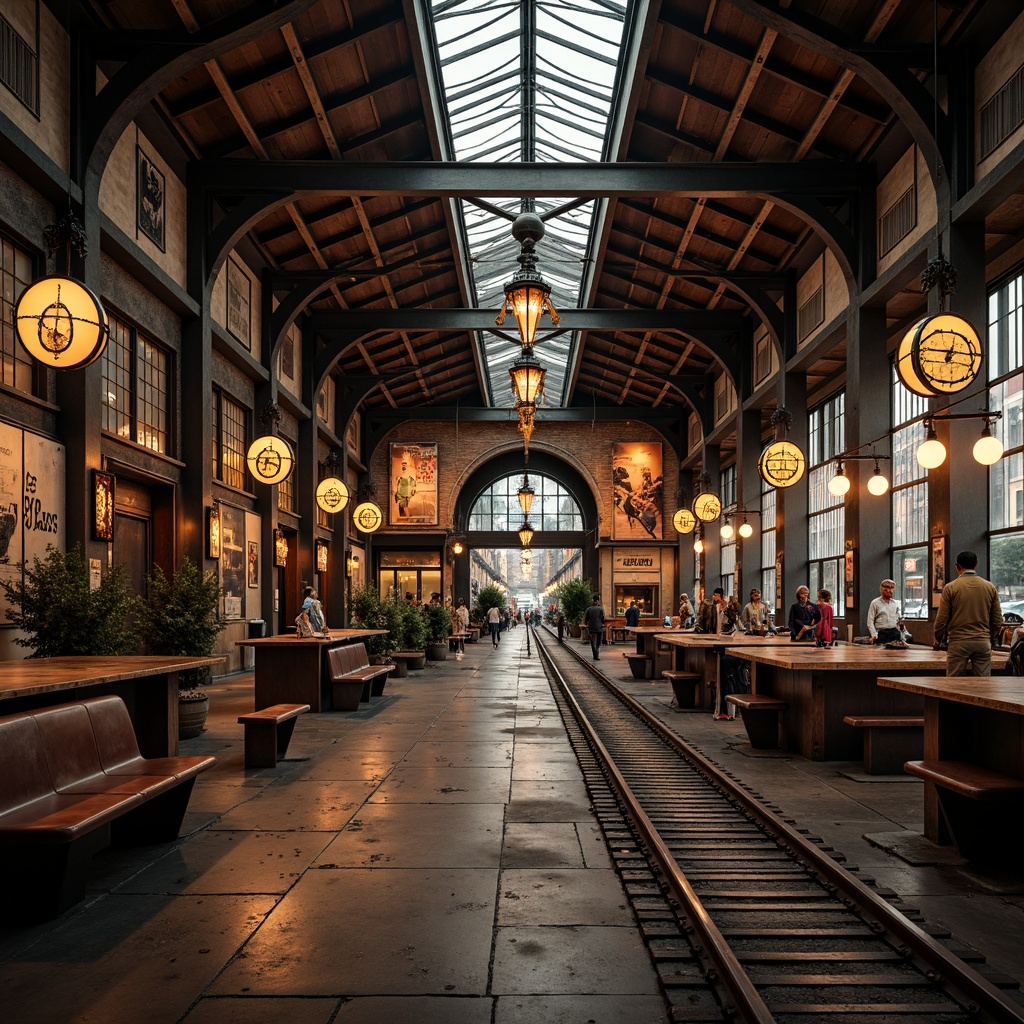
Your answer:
0;696;140;810
328;642;371;680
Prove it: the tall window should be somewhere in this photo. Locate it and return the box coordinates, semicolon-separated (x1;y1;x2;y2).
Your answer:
988;273;1024;610
807;392;845;602
891;371;929;617
101;314;171;454
213;389;247;490
761;478;777;615
719;464;736;508
469;473;582;532
0;233;36;395
719;464;737;596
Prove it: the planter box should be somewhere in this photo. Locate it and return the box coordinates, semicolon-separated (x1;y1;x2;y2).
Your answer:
425;642;448;661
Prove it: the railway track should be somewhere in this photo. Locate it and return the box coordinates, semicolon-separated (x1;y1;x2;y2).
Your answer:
531;624;1024;1024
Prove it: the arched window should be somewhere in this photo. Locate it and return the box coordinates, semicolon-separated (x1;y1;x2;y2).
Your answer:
468;474;583;532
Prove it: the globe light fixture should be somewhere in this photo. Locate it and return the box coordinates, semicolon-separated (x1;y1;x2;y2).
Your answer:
693;536;705;554
316;476;351;513
916;419;946;469
973;419;1004;466
452;539;465;556
720;517;734;539
14;276;109;369
867;460;889;496
828;463;851;496
247;434;295;485
738;518;754;539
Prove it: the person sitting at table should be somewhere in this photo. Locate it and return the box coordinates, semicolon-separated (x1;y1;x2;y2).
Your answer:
740;588;770;634
867;578;902;645
814;589;835;646
625;599;641;629
932;550;1003;676
301;586;328;636
788;585;820;641
678;593;695;628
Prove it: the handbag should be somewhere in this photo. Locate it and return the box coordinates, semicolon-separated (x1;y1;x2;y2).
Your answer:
294;611;315;638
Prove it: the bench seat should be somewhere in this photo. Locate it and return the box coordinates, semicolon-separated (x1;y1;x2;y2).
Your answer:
662;670;702;709
238;703;310;768
843;715;924;774
328;643;394;710
726;693;788;749
623;652;652;679
903;759;1024;862
0;696;215;920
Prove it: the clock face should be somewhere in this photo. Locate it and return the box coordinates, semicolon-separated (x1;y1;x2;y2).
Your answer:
246;435;294;485
673;508;696;534
692;492;722;523
758;440;806;488
911;314;982;395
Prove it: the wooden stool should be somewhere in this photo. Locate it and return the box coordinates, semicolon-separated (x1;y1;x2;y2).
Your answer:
725;693;787;749
662;670;701;709
623;652;652;679
843;715;924;774
237;703;310;768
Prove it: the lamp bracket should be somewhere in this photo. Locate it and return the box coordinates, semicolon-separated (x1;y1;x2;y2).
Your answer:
921;253;958;307
770;406;792;436
928;410;1001;422
259;402;282;427
43;212;88;264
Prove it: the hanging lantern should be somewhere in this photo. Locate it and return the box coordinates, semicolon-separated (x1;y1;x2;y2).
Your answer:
895;313;982;398
316;476;350;513
692;491;722;523
518;520;534;547
495;212;560;349
758;439;806;488
517;473;535;515
14;275;109;369
672;508;696;534
517;401;536;449
246;434;295;485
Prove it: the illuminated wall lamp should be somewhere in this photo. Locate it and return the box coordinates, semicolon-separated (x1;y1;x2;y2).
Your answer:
827;451;891;496
719;517;734;539
738;518;754;539
866;460;889;496
915;411;1003;469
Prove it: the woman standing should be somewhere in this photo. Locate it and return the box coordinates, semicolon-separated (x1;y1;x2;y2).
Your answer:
787;585;820;641
740;588;770;633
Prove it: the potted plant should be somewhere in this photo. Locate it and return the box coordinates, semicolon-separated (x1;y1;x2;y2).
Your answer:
472;583;507;627
557;577;592;638
1;543;138;657
136;556;224;739
349;584;391;659
423;601;452;660
392;599;428;675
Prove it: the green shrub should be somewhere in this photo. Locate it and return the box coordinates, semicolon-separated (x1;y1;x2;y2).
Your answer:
472;584;507;624
1;544;138;658
423;601;453;643
556;577;593;627
136;556;224;691
348;584;392;657
397;599;427;650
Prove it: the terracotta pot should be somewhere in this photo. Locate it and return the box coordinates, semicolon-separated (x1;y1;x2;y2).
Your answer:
425;641;448;661
178;694;209;739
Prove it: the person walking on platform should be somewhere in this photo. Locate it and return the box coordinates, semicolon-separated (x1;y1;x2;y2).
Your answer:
867;579;902;644
487;605;501;648
585;593;605;660
933;550;1003;676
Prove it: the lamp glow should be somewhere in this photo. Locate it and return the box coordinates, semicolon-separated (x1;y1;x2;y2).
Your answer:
14;275;109;369
693;537;704;554
720;519;734;539
867;462;889;496
316;476;350;513
518;521;534;547
916;421;947;469
517;474;535;514
738;519;753;539
495;212;560;348
973;422;1004;466
828;464;851;496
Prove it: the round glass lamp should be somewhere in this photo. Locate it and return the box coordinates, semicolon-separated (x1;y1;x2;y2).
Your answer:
720;519;734;539
866;463;890;496
916;422;946;469
738;518;754;539
827;465;851;496
14;276;109;369
693;536;705;554
353;501;383;533
973;422;1004;466
315;476;350;513
246;435;295;485
758;439;806;488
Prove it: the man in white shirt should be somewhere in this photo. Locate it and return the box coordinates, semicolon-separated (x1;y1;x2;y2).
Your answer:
867;579;902;644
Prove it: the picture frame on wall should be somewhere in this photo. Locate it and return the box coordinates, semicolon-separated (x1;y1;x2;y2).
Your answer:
247;540;259;588
389;442;438;525
611;442;663;540
226;258;251;349
931;535;946;607
93;471;114;542
136;146;165;251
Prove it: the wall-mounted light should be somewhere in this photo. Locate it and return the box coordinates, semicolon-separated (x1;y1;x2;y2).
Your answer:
758;407;806;488
93;470;114;541
353;501;383;533
916;419;946;469
827;463;851;496
346;551;359;578
828;450;891;497
738;517;754;539
274;528;289;567
316;476;350;513
316;540;328;574
974;418;1004;465
693;535;705;554
913;410;1004;469
866;459;890;496
452;538;465;556
207;504;221;559
720;516;734;539
673;507;697;534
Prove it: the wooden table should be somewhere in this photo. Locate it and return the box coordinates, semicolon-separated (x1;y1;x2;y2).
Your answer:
727;644;1006;761
877;675;1024;844
0;655;225;757
658;632;790;710
235;629;386;711
626;626;689;678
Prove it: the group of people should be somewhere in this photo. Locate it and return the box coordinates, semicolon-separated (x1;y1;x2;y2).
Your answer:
787;586;836;646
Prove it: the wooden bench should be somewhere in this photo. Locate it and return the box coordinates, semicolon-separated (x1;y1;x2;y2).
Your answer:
903;760;1024;861
725;693;788;749
327;643;394;710
391;651;427;677
843;715;924;774
662;670;702;709
0;695;215;921
623;652;652;679
237;703;309;768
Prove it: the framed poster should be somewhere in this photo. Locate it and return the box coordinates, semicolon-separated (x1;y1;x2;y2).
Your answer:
844;540;855;608
136;147;165;251
226;258;251;349
247;541;259;588
93;471;114;541
611;442;663;540
389;443;438;525
931;535;946;607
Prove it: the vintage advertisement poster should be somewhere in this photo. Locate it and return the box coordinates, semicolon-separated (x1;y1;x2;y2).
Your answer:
611;442;663;540
389;443;438;526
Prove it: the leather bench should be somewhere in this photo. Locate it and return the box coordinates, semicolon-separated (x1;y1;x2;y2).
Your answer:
237;703;309;768
0;696;215;921
327;643;394;710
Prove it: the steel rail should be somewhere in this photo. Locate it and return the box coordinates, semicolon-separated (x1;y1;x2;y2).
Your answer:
535;631;776;1023
536;626;1024;1024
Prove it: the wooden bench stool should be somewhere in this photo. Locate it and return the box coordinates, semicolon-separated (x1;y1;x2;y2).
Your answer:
903;759;1024;861
662;670;702;709
843;715;924;774
726;693;787;749
623;652;652;679
238;703;310;768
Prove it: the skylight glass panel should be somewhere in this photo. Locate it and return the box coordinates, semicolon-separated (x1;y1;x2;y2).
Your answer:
429;0;629;406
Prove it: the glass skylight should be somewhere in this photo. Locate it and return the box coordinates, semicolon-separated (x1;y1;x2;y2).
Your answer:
428;0;630;406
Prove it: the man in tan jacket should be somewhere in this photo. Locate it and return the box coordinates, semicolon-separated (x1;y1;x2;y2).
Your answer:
933;550;1003;676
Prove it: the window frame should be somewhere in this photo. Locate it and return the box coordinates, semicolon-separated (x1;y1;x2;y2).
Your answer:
213;388;248;491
